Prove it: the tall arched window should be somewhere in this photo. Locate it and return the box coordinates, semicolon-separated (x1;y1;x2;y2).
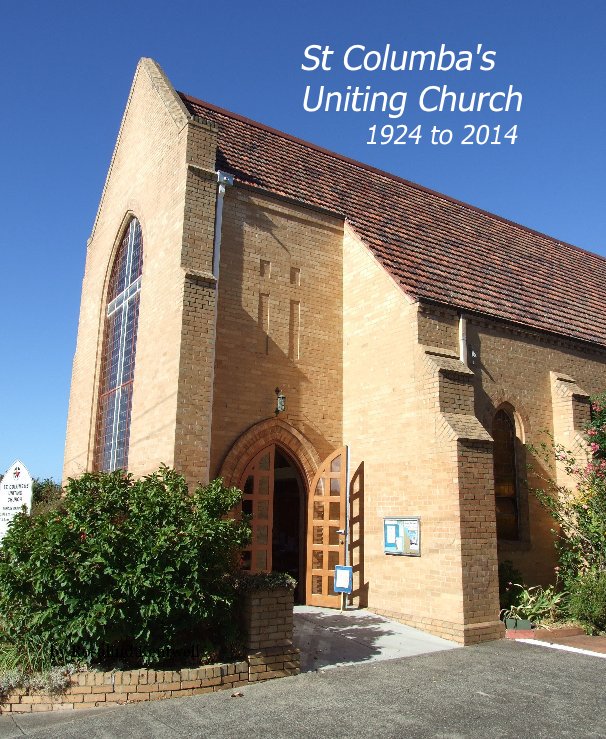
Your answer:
493;408;519;540
94;217;143;471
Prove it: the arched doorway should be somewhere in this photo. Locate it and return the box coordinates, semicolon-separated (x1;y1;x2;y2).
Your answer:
220;419;348;608
239;444;306;602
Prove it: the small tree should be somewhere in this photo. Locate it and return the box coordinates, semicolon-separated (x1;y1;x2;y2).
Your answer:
0;467;250;667
531;392;606;629
532;396;606;583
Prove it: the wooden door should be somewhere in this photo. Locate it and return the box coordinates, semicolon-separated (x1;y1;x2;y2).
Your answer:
306;446;348;607
239;445;275;573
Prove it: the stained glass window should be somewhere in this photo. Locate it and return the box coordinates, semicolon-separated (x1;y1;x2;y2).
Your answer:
94;218;143;471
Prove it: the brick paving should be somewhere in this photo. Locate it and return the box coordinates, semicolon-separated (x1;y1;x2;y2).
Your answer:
508;627;606;654
537;634;606;654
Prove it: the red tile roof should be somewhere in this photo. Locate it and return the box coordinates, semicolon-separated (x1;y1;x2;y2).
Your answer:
180;92;606;348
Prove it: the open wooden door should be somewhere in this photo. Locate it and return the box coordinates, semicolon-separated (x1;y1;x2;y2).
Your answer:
306;446;348;607
239;446;275;573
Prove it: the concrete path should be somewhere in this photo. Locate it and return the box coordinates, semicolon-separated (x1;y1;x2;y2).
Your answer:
1;640;606;737
293;605;459;671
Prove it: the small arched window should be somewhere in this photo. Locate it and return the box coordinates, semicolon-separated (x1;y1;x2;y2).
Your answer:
94;217;143;471
493;408;519;540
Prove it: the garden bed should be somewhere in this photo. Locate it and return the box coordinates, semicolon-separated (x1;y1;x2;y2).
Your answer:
0;584;300;714
0;472;302;714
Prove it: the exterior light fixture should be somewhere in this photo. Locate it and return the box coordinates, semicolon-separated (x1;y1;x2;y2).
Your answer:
275;387;286;415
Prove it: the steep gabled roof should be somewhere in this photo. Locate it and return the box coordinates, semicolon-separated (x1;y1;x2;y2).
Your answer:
180;91;606;348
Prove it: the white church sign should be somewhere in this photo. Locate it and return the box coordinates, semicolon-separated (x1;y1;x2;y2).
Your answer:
0;460;33;541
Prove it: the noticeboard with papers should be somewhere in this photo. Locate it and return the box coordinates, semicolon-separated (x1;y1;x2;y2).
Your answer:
383;517;421;556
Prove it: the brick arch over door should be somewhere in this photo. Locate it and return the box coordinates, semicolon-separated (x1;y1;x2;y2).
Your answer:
218;419;321;488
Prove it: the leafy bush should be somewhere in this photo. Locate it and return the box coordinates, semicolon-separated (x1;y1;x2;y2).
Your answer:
586;393;606;458
530;392;606;630
500;584;563;624
237;572;297;592
531;394;606;584
0;468;250;667
0;637;72;674
533;439;606;584
32;478;63;506
31;477;63;516
566;570;606;631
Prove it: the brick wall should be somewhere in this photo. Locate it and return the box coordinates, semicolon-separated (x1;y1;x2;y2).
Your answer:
63;58;224;485
343;226;477;641
63;58;220;482
0;664;250;713
344;224;414;611
421;303;606;586
343;225;498;642
550;371;591;492
342;223;606;643
209;188;344;480
241;587;300;680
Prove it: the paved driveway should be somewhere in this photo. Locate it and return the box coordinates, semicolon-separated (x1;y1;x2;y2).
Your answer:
1;640;605;737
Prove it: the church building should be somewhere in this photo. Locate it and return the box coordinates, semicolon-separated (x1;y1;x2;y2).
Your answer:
64;58;606;644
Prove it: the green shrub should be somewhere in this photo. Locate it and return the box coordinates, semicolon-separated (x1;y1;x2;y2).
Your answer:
0;468;250;667
32;478;63;506
567;570;606;631
531;393;606;587
499;584;563;624
31;477;63;516
238;572;297;591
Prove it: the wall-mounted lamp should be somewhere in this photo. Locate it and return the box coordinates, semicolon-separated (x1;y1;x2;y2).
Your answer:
275;387;286;415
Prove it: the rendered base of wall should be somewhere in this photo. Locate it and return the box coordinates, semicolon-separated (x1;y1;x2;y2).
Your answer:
0;587;300;714
369;607;505;645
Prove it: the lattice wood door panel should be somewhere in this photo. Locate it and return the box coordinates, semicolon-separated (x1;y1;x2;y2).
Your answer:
306;446;347;607
239;445;275;573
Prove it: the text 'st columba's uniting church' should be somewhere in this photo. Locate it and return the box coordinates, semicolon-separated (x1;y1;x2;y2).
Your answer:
64;58;606;644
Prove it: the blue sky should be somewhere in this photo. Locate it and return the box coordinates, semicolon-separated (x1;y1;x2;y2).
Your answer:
1;0;604;481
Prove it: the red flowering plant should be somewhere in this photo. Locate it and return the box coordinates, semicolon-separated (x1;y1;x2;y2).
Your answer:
530;392;606;630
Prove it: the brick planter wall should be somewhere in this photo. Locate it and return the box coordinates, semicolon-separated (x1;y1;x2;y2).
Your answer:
0;587;299;713
241;586;301;681
0;663;249;713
